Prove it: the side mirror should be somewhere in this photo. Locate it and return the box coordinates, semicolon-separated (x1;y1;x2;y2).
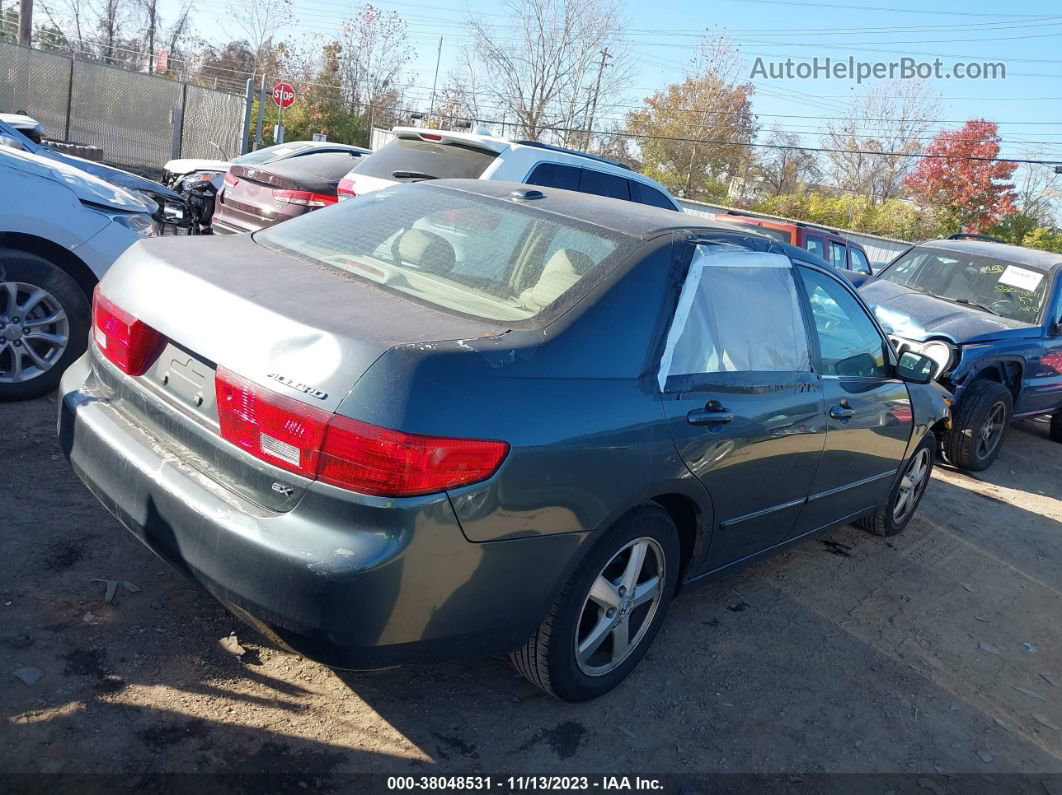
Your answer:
896;351;935;384
0;134;25;151
1050;320;1062;338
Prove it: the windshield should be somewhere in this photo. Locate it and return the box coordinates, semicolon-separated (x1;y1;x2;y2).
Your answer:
352;137;497;181
233;141;315;166
880;247;1051;324
256;184;630;322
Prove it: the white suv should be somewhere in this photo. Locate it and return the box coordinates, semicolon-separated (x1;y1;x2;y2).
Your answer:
338;127;681;211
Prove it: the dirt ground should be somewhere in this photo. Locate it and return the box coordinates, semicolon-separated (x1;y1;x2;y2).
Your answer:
2;394;1060;780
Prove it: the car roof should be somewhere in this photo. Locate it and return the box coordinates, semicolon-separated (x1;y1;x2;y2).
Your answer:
390;126;637;174
427;179;818;243
919;238;1062;270
252;150;364;181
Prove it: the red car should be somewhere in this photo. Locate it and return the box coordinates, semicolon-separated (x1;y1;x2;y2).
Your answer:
213;150;366;234
717;213;874;275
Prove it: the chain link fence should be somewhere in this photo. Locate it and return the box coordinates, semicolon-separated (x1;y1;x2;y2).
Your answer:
0;40;246;170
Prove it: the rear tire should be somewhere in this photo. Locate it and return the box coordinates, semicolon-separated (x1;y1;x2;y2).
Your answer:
942;380;1013;471
510;505;680;702
1051;412;1062;443
0;248;90;402
857;433;935;537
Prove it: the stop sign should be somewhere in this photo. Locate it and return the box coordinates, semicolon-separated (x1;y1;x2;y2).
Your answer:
272;82;295;109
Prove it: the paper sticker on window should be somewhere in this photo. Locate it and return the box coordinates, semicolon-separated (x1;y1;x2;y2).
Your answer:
998;265;1044;292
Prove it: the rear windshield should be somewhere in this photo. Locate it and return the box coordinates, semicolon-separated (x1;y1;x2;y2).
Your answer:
351;137;497;181
255;184;631;322
881;247;1052;324
233;141;315;166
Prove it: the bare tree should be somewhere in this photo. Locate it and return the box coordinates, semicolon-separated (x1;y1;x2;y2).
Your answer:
1012;153;1062;225
758;127;820;196
223;0;291;77
466;0;633;141
337;4;413;124
823;80;940;203
94;0;127;63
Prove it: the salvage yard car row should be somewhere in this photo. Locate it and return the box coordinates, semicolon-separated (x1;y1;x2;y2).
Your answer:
4;122;1062;702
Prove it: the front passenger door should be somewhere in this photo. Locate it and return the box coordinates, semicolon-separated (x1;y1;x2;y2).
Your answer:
792;267;914;535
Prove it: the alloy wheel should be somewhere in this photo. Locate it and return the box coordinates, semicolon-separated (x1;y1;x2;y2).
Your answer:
893;447;931;524
0;281;70;385
977;401;1008;461
575;537;665;677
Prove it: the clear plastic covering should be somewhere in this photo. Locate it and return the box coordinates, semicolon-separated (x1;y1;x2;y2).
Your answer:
658;247;810;390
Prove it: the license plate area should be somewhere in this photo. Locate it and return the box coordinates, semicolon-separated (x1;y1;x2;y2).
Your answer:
144;343;219;425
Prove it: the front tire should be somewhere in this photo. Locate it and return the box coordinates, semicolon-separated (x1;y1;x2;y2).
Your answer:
0;249;90;401
858;433;935;537
942;379;1013;471
511;505;680;702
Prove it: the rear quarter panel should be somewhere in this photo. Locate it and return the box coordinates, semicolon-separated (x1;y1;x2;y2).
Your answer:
338;238;710;544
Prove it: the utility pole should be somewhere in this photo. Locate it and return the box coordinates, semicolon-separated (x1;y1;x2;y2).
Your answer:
428;36;442;121
583;48;610;150
18;0;32;45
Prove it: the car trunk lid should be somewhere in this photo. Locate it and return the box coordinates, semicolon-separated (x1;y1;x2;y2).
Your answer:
93;234;504;510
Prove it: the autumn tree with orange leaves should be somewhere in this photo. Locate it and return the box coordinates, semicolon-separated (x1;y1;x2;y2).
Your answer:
904;119;1018;233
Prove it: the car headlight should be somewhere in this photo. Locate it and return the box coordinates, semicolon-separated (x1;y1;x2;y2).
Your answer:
921;341;954;378
107;210;160;237
890;336;955;379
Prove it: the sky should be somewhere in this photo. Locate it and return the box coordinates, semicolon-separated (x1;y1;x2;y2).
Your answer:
154;0;1062;161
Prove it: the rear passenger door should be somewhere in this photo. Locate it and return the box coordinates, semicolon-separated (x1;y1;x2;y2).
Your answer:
790;266;913;535
660;245;827;571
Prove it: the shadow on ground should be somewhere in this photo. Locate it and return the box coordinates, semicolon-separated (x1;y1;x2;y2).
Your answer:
2;397;1060;776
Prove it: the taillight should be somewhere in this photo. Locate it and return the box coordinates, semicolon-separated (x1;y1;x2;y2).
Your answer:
92;286;164;376
319;417;510;497
337;176;357;200
272;189;337;207
215;368;329;479
223;172;239;187
420;133;442;141
214;368;509;496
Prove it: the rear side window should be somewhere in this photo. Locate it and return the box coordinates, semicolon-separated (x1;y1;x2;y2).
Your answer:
352;138;497;181
630;181;677;210
850;247;872;275
660;247;810;386
828;241;847;270
579;169;630;201
799;267;890;378
805;235;825;258
256;184;629;323
526;162;580;191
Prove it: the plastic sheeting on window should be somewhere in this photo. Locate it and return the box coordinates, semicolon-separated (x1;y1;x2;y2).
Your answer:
658;247;810;390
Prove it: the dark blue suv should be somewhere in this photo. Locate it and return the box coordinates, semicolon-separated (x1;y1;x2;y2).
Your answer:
860;236;1062;470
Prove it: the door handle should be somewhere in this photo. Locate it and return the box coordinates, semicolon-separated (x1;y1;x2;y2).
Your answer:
829;404;856;420
688;401;734;426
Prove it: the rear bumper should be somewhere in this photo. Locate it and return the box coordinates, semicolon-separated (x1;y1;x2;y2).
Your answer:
58;355;587;668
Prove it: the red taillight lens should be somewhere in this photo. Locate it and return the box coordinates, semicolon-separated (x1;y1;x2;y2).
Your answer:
223;172;239;187
214;369;509;496
272;189;337;207
337;176;357;200
420;133;442;141
91;286;163;376
215;367;330;478
320;417;510;497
